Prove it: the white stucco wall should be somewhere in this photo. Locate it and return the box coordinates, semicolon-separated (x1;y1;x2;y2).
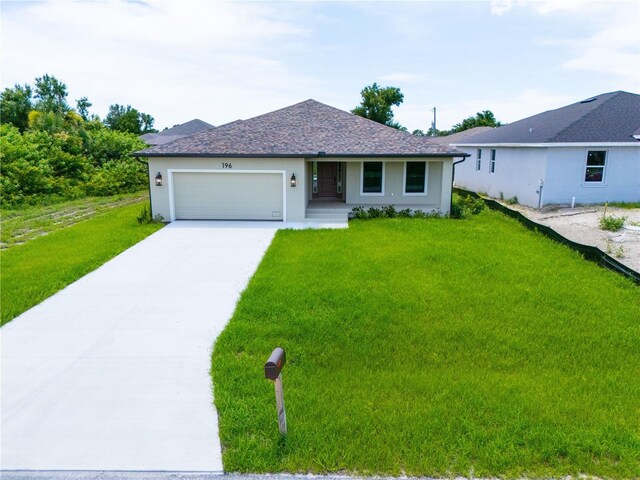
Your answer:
543;146;640;205
145;156;456;220
454;145;640;207
344;159;449;212
453;147;547;207
146;157;306;221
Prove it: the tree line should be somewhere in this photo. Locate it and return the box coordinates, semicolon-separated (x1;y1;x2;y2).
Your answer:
351;82;502;136
0;74;156;207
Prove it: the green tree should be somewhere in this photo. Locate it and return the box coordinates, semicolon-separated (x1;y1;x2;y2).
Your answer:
0;84;33;132
34;74;70;114
449;110;501;134
104;104;156;134
352;83;405;130
76;97;92;121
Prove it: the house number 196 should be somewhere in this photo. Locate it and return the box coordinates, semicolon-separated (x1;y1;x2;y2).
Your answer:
221;163;233;169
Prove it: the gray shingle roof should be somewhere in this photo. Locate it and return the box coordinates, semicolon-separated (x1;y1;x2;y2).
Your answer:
429;126;495;144
140;119;214;145
452;91;640;145
135;100;465;157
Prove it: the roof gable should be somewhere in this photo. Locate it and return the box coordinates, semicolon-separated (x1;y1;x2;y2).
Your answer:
454;91;640;145
136;99;463;157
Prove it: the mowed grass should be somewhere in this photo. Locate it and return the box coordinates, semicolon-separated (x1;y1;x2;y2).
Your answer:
211;210;640;479
1;200;162;325
1;191;147;248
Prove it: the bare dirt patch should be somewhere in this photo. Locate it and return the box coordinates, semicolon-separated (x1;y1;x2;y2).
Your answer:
506;203;640;273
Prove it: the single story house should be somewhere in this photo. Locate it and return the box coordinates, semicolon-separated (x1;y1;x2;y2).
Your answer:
140;119;214;146
452;91;640;208
133;99;468;222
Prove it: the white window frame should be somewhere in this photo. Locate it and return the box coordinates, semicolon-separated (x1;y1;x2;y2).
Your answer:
583;150;607;185
476;149;482;171
360;161;385;196
490;149;496;174
403;161;428;196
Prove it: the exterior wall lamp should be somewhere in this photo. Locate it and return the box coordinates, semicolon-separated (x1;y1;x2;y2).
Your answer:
155;172;163;186
290;173;296;187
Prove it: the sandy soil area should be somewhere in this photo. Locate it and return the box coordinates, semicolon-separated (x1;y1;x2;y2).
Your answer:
505;203;640;273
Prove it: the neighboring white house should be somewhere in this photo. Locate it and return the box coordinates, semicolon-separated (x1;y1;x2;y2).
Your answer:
133;100;468;222
451;91;640;207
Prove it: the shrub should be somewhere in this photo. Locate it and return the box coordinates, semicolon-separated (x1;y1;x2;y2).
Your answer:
600;215;626;232
367;207;382;218
381;205;397;218
398;208;412;218
350;206;368;219
451;192;485;219
505;195;519;205
599;204;626;232
137;205;164;224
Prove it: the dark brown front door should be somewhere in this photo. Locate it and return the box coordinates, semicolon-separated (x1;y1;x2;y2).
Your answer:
317;162;337;197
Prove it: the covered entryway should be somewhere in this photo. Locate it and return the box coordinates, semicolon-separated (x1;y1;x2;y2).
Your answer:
171;171;284;221
313;162;345;200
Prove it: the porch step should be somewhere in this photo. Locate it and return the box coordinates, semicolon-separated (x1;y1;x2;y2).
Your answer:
305;211;349;223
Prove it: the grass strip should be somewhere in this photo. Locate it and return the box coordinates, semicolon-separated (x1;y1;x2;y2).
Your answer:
1;200;162;325
212;210;640;479
1;191;147;248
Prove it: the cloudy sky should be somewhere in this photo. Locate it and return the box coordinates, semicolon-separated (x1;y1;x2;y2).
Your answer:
2;0;639;132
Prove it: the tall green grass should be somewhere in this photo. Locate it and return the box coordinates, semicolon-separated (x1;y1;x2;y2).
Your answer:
1;201;162;325
212;211;640;478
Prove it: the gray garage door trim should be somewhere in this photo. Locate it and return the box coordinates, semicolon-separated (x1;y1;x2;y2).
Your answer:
168;169;287;221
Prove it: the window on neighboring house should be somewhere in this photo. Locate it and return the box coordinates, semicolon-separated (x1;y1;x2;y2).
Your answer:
585;150;606;182
490;149;496;173
404;162;427;195
362;161;384;194
476;149;482;171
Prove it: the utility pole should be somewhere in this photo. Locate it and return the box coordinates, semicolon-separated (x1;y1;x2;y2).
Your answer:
431;107;437;136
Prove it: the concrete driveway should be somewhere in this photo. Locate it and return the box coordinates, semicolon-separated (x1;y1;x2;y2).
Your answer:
1;221;286;472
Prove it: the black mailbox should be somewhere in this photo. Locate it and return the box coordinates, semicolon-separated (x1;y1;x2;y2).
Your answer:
264;347;286;380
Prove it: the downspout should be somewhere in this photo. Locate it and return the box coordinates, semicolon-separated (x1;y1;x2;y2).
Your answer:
451;155;467;214
134;155;154;217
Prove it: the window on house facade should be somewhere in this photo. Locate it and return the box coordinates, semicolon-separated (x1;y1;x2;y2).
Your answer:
362;161;384;194
476;149;482;171
404;162;427;194
584;151;606;182
490;149;496;173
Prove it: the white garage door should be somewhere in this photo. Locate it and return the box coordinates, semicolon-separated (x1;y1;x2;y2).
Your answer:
172;172;284;221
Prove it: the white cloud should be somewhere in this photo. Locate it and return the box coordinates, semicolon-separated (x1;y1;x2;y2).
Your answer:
1;0;315;129
561;13;640;85
490;0;513;15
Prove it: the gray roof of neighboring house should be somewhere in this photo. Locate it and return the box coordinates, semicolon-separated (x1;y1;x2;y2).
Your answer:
453;91;640;145
135;99;467;157
429;126;495;145
140;119;214;145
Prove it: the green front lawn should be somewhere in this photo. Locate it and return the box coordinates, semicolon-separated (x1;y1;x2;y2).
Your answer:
1;199;162;325
211;210;640;479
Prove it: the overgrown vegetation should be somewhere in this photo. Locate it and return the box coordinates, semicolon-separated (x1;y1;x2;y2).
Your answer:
599;204;626;231
450;192;485;218
0;73;153;207
0;199;162;325
212;211;640;478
